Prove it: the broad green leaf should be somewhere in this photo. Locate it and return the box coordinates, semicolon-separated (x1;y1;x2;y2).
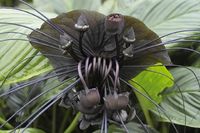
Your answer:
130;63;174;125
98;0;141;15
0;9;56;85
99;0;200;43
139;0;200;43
132;0;200;41
131;63;174;109
0;128;46;133
33;0;102;13
153;67;200;128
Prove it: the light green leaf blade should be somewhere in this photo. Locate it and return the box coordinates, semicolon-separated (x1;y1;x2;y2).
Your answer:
0;9;57;85
153;67;200;128
139;0;200;43
130;63;174;125
33;0;102;13
98;0;140;15
0;116;13;130
0;128;46;133
99;0;200;43
131;63;174;109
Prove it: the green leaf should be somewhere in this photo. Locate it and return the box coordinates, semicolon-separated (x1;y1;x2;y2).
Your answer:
139;0;200;43
130;63;174;125
64;112;81;133
0;116;13;130
33;0;102;13
99;0;200;43
0;128;46;133
0;9;57;85
98;0;140;15
153;67;200;128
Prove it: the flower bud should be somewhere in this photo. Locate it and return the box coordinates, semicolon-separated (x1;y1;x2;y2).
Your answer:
79;88;100;108
104;92;129;110
104;13;124;35
123;27;136;43
75;14;89;32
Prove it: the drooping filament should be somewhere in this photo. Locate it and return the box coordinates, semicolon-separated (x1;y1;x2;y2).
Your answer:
60;57;132;129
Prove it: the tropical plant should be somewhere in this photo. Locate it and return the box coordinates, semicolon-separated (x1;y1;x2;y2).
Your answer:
0;0;200;133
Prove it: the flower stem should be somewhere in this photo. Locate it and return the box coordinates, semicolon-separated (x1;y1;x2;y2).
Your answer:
0;117;14;129
52;104;56;133
59;109;71;133
64;112;81;133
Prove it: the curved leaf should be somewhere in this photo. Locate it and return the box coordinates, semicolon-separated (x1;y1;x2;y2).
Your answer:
0;9;56;85
153;67;200;128
33;0;102;13
139;0;200;42
0;128;46;133
99;0;200;43
130;63;173;125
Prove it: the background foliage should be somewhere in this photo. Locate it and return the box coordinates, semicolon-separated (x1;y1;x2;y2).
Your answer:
0;0;200;133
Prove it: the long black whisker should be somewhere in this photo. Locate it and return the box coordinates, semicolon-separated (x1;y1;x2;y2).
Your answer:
122;64;200;94
12;79;80;132
100;116;104;133
116;111;129;133
0;68;77;97
0;31;27;36
20;98;60;132
0;76;76;129
134;113;149;133
135;29;200;50
8;7;64;34
167;47;200;55
0;38;28;43
18;0;65;34
134;39;200;55
134;46;200;62
121;72;163;128
122;64;200;91
0;31;62;50
0;18;94;57
0;52;76;89
104;110;107;133
143;69;186;130
0;22;59;43
0;38;61;51
29;37;60;50
120;78;179;133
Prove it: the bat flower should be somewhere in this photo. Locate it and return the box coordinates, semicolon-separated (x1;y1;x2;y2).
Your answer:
28;10;171;132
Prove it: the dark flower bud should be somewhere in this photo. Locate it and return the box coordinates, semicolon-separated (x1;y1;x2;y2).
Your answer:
104;94;118;110
104;92;129;110
123;27;136;43
75;14;89;32
104;13;124;35
117;92;129;109
79;88;100;108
